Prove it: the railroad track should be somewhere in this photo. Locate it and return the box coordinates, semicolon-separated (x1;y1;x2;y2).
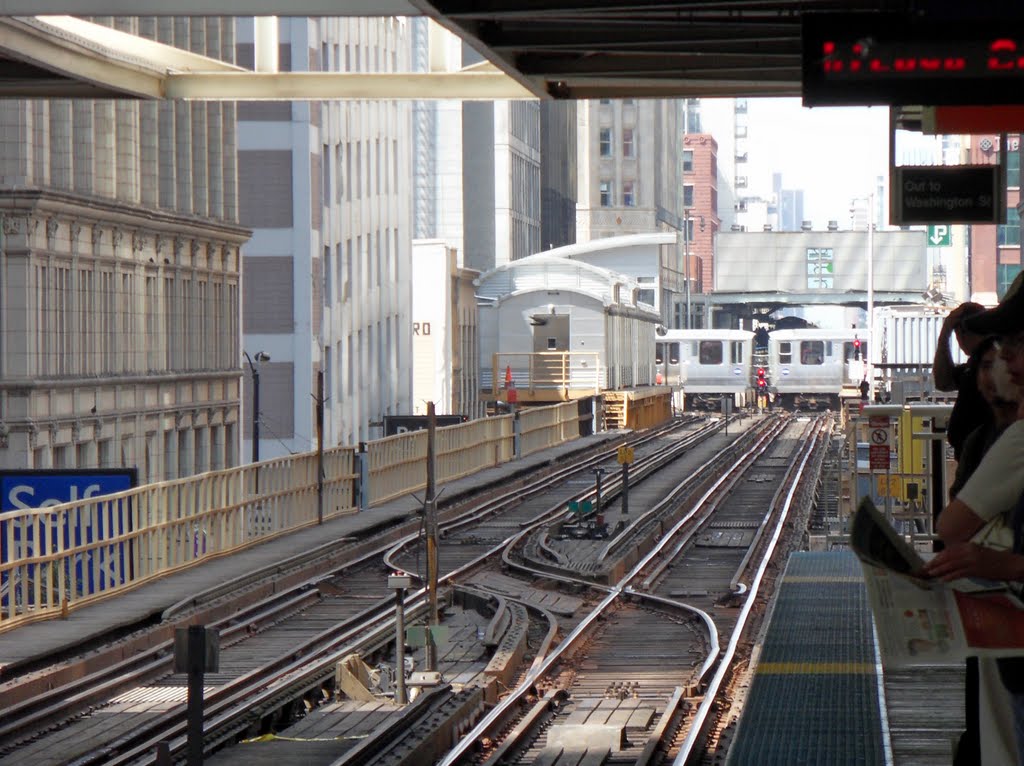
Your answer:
421;415;830;766
2;415;728;765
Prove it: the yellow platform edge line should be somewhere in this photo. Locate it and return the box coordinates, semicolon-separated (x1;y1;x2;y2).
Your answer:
756;661;876;675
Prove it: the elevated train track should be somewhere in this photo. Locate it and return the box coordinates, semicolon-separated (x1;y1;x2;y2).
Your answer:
0;413;830;766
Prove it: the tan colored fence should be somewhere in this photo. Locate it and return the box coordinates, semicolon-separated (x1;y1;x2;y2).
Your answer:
0;447;357;630
0;403;579;632
518;402;583;457
366;414;514;506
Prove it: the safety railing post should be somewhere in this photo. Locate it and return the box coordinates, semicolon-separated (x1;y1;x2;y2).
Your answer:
513;409;522;460
356;442;370;511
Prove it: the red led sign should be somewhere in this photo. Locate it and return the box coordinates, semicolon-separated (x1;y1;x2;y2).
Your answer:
803;14;1024;106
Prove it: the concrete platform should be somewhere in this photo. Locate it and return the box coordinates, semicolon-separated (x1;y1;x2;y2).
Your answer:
0;432;622;678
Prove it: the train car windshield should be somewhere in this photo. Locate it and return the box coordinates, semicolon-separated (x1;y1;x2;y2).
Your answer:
800;340;825;365
699;341;723;365
655;342;680;365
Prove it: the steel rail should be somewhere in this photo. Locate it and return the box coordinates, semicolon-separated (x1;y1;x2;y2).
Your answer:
429;416;717;540
440;416;823;766
381;417;720;574
56;421;703;764
672;416;828;766
728;416;820;594
78;598;432;766
437;420;794;766
0;586;321;746
598;415;783;561
5;417;695;748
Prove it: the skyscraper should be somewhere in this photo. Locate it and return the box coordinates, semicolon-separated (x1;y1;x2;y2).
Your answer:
576;98;684;242
237;16;413;451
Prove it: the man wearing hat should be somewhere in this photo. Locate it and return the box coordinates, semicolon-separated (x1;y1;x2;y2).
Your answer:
926;270;1024;765
934;301;989;463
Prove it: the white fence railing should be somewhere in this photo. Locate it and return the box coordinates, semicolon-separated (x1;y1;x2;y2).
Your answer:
0;402;582;631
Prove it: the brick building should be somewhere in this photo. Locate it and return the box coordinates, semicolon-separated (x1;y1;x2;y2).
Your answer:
682;133;721;316
966;134;1021;303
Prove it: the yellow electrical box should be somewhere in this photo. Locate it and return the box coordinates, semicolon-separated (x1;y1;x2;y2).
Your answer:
617;445;634;464
897;409;927;503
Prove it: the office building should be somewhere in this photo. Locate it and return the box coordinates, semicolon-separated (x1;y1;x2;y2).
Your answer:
237;16;413;451
0;17;245;481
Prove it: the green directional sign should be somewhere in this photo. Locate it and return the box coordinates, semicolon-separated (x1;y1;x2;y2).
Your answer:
928;224;952;247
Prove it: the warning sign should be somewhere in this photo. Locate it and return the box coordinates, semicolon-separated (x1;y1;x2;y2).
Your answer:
869;444;890;470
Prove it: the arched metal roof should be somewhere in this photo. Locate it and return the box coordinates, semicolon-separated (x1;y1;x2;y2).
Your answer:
475;253;637;306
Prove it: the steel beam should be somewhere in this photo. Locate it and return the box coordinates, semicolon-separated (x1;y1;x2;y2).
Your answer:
164;71;535;100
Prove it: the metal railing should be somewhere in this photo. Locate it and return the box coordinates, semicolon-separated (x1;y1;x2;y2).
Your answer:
518;402;581;457
487;351;602;397
366;414;515;505
0;402;583;632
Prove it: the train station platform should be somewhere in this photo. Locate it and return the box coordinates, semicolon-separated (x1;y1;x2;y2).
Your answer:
0;431;622;680
725;550;964;766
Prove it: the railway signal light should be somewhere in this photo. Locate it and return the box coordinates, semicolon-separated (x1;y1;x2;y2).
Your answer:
757;367;767;390
853;337;861;361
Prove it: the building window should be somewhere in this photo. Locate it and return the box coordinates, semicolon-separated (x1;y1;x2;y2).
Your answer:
622;128;635;158
1003;148;1019;188
999;263;1023;298
999;206;1020;246
599;128;613;157
322;143;330;206
623;180;636;207
683;149;693;173
599;180;613;207
637;288;654;305
683;184;694;208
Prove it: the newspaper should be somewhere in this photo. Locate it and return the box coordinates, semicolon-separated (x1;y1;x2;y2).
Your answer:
850;497;1024;667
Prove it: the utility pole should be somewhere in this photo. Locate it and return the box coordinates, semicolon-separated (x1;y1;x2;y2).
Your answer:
316;370;325;525
424;401;439;672
866;190;875;400
243;350;270;493
683;208;691;329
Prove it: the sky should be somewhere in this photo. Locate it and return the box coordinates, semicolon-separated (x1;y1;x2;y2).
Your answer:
741;99;891;228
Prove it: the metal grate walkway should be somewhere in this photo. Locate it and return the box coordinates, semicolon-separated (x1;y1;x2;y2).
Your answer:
727;551;888;765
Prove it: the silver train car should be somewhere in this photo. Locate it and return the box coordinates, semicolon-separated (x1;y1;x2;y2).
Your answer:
766;328;866;409
656;329;755;409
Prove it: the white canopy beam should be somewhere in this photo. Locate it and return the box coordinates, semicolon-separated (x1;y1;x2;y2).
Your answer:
164;71;536;100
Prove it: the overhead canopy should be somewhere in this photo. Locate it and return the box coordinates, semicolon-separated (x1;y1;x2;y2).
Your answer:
0;14;535;99
0;0;1006;109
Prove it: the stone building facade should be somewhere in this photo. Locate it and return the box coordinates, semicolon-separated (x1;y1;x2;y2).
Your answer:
0;17;248;482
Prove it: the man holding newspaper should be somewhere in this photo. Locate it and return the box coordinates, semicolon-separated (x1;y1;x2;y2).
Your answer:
922;270;1024;765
